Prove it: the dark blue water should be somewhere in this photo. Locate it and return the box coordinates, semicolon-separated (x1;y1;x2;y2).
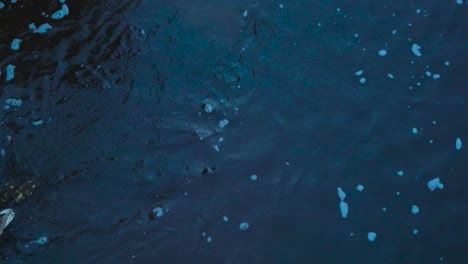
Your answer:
0;0;467;263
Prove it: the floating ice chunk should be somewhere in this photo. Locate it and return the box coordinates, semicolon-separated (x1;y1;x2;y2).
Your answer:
356;184;364;192
337;187;346;200
29;23;36;30
456;137;462;150
152;206;164;217
411;205;420;214
11;0;16;3
427;177;444;191
51;4;69;19
33;23;52;34
223;216;229;222
367;232;377;242
339;201;349;218
378;50;387;57
36;236;48;245
397;170;404;176
359;77;366;84
5;64;15;82
0;2;4;9
51;11;66;20
10;38;22;51
32;120;44;126
433;74;440;80
444;61;450;66
250;174;258;181
63;4;70;14
412;128;418;134
413;229;419;235
242;10;248;18
213;144;219;152
6;98;22;107
411;44;422;57
355;70;363;76
204;103;214;113
218;119;229;128
456;0;463;4
425;71;432;77
239;222;249;230
206;236;212;243
392;29;397;35
387;73;394;79
337;187;348;218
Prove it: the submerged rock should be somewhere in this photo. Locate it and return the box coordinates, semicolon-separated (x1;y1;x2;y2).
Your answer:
0;180;38;208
